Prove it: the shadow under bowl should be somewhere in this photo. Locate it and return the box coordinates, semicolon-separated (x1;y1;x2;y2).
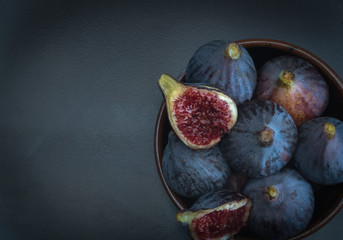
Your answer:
154;39;343;240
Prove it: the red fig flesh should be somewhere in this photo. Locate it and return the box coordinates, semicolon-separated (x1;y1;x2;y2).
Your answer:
177;191;251;240
158;74;237;149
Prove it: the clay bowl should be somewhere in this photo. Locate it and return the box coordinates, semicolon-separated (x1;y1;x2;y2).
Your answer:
154;39;343;240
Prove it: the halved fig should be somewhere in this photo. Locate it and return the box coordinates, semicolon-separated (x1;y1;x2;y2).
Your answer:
255;55;329;125
158;74;238;149
176;190;252;240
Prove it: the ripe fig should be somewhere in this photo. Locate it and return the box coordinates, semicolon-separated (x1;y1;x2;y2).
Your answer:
162;131;231;198
158;74;237;149
221;100;298;178
177;190;252;240
243;168;314;240
185;40;257;105
293;117;343;185
255;55;329;125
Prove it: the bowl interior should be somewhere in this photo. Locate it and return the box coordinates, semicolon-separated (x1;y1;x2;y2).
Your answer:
154;39;343;240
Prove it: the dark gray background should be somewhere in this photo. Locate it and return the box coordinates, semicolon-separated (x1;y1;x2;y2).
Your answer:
0;0;342;239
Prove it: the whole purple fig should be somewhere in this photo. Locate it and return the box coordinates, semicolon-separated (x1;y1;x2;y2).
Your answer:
162;131;231;198
293;117;343;185
185;40;257;105
221;100;298;178
243;168;314;240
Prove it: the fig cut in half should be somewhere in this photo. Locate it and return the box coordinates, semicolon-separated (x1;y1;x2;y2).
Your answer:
158;74;238;149
176;190;252;240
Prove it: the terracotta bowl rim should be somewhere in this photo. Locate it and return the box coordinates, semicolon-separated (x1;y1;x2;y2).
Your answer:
154;38;343;240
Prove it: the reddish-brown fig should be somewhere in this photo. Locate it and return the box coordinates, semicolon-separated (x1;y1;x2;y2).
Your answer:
255;56;329;125
158;74;237;149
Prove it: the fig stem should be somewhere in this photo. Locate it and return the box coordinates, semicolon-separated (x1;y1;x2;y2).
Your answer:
225;43;241;60
324;122;336;139
176;211;197;224
158;74;181;97
266;186;279;200
278;70;295;88
258;127;274;146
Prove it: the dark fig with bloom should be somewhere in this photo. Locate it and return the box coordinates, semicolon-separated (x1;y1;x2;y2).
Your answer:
158;74;237;149
162;131;231;198
243;168;314;240
177;190;252;240
221;100;298;178
185;40;257;105
255;55;329;125
294;117;343;185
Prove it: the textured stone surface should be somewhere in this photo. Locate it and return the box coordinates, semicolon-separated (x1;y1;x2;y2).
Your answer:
0;0;343;239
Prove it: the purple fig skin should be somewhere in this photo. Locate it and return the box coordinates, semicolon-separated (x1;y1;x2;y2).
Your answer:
243;168;315;240
189;190;248;212
221;100;298;178
255;55;329;125
185;40;257;105
162;131;231;198
293;117;343;185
